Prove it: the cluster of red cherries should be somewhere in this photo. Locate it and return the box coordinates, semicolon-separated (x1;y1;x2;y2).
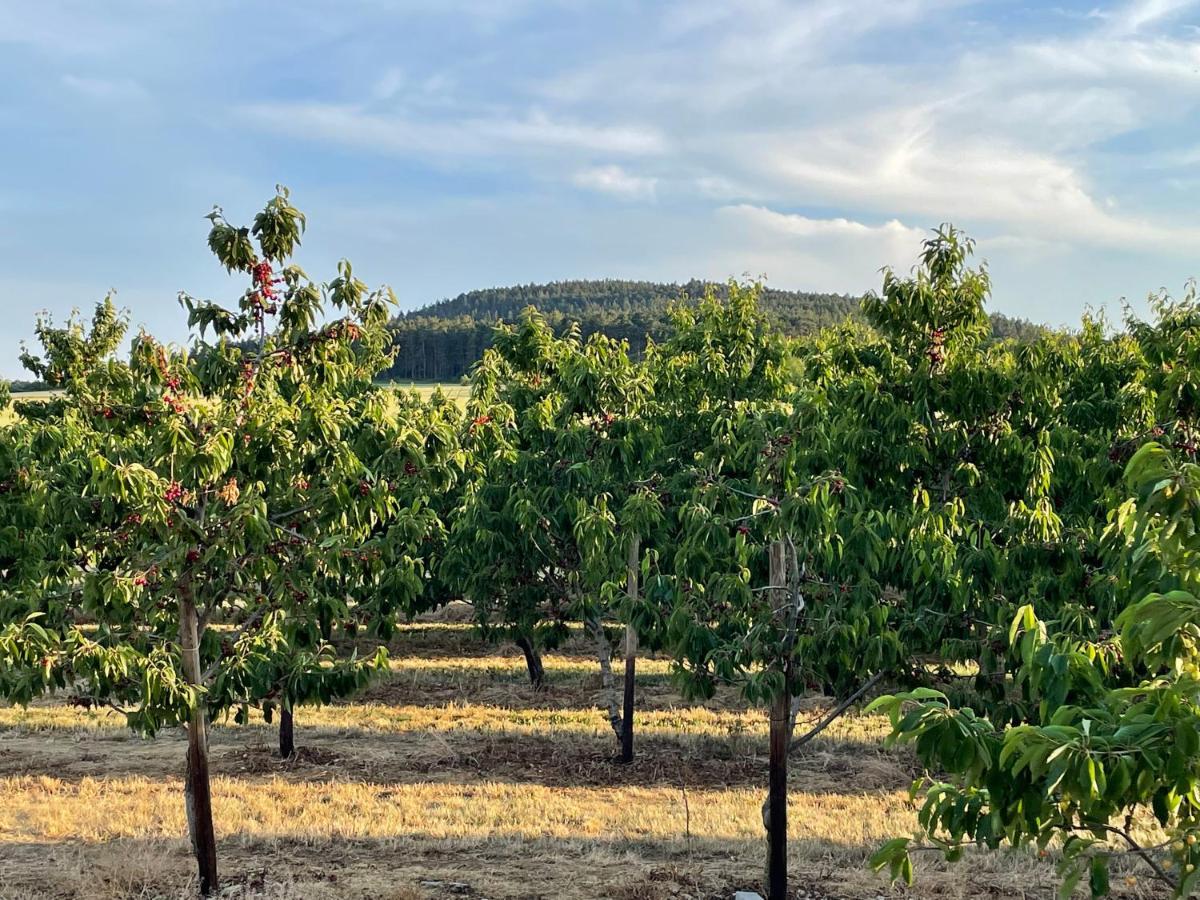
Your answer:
251;261;280;315
926;327;947;368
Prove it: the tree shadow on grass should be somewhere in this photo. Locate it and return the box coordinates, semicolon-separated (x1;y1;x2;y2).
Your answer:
0;830;1067;900
0;723;914;795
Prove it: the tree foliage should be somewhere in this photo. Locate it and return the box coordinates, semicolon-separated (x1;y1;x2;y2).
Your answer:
0;188;459;893
869;289;1200;898
444;309;656;694
383;277;1039;381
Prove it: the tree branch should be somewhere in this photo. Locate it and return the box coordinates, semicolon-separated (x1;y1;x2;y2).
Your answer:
789;670;886;753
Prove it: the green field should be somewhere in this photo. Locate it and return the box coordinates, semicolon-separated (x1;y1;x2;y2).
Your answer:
1;385;467;427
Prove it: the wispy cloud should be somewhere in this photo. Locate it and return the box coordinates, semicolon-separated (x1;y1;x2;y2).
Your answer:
1102;0;1199;34
746;112;1200;251
572;165;657;200
239;103;667;159
61;74;148;102
720;205;924;244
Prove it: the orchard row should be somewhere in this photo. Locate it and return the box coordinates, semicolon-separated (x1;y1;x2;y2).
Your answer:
3;190;1200;898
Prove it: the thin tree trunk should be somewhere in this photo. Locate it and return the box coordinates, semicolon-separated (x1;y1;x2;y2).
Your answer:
590;617;622;740
279;705;295;758
180;596;218;896
766;540;789;900
515;635;546;690
620;534;640;764
977;619;1006;695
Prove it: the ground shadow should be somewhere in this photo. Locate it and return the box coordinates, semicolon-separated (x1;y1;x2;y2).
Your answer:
0;830;1073;900
0;724;913;795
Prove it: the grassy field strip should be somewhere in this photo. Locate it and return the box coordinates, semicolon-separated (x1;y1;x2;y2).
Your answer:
0;630;1151;897
0;384;467;428
0;662;1156;897
382;382;470;404
7;391;60;401
0;700;889;746
0;776;913;845
0;774;1122;899
385;654;679;676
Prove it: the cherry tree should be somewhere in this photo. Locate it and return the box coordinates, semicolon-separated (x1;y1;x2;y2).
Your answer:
0;189;446;895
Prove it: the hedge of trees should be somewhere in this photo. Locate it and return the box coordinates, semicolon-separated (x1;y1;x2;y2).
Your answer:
2;192;1200;899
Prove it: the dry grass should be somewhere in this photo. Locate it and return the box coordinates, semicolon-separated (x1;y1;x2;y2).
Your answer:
9;390;59;401
2;390;58;427
383;381;470;405
0;626;1165;899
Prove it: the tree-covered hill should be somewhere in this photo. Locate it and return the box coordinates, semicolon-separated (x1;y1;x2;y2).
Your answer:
381;279;1040;382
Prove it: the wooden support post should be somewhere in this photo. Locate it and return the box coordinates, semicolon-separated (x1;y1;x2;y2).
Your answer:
620;534;640;764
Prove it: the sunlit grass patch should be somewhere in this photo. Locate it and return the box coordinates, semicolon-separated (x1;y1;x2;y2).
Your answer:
379;381;470;406
0;772;916;847
0;617;1132;899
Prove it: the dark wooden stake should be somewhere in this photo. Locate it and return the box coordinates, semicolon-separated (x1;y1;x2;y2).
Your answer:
180;596;219;896
620;534;640;764
279;705;295;758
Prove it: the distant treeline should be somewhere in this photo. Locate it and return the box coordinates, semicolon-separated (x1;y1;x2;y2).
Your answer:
381;279;1043;382
2;282;1040;388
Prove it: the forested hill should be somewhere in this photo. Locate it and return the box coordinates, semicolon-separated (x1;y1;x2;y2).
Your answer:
381;279;1040;382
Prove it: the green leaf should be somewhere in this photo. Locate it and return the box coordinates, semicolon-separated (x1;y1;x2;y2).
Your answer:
1087;856;1109;898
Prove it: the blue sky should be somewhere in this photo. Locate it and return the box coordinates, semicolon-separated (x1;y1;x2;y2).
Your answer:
1;0;1199;376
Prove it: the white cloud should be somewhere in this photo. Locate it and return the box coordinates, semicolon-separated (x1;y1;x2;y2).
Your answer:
0;3;140;56
714;0;963;68
1104;0;1199;34
572;165;657;200
521;0;1200;258
61;74;148;102
1012;34;1200;84
240;103;666;160
720;205;924;244
712;205;928;288
372;68;406;102
744;112;1183;249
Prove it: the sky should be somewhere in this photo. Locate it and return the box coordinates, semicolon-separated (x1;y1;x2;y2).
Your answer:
1;0;1199;377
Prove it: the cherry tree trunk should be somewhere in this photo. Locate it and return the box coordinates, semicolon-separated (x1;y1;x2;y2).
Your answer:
766;540;789;900
180;597;219;896
620;534;640;764
590;616;622;739
515;635;546;690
